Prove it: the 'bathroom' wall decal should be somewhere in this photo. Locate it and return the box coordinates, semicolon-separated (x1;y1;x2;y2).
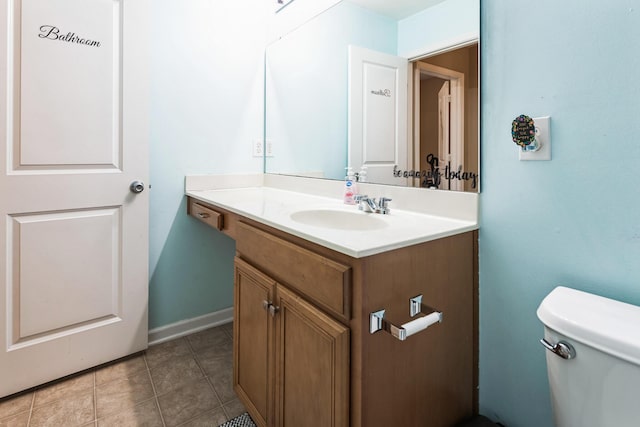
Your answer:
38;25;102;48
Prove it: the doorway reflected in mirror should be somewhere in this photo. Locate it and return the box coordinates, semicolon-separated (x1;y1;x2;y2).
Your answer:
412;43;478;192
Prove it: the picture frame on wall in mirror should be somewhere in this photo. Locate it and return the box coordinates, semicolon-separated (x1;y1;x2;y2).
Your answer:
276;0;295;12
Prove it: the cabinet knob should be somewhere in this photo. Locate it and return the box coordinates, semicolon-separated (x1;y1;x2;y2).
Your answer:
261;300;280;317
269;305;280;317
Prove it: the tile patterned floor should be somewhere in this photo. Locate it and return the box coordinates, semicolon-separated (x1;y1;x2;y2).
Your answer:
0;323;246;427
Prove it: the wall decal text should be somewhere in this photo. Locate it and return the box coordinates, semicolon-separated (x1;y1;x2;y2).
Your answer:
371;89;391;97
38;25;101;48
392;154;478;189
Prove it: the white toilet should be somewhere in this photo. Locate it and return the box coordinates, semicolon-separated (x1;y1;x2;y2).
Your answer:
537;286;640;427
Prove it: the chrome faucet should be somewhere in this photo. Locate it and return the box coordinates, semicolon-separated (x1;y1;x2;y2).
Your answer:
355;195;392;214
377;197;392;214
355;195;378;213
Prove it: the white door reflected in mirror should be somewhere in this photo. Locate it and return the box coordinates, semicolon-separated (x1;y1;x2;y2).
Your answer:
348;45;409;186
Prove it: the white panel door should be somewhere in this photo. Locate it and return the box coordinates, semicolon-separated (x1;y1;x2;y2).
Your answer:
0;0;149;398
348;45;408;185
437;80;451;188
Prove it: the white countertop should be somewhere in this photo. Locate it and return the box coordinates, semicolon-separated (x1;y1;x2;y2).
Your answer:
186;180;478;258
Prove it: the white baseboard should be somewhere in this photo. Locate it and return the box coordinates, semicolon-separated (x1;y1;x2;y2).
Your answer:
148;307;233;346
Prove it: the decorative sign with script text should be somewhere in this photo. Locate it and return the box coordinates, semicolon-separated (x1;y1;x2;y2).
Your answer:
511;114;536;147
38;25;102;47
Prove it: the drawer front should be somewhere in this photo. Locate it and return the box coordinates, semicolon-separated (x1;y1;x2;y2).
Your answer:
236;222;351;321
190;200;223;230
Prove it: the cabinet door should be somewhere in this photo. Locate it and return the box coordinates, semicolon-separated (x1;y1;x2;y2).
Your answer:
274;285;350;427
234;258;275;427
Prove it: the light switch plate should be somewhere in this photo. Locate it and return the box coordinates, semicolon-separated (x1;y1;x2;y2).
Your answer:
252;139;264;157
265;139;274;157
519;116;551;161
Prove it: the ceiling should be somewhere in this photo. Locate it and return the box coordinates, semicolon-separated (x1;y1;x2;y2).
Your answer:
348;0;447;20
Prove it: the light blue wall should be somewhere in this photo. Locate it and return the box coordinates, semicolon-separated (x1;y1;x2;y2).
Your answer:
149;0;266;329
265;1;397;180
479;1;640;426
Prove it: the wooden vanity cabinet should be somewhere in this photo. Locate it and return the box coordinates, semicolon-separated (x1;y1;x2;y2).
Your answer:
187;197;478;427
233;258;350;427
233;258;274;427
234;223;350;427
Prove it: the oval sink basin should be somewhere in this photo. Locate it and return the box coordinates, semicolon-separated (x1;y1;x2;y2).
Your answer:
289;209;388;230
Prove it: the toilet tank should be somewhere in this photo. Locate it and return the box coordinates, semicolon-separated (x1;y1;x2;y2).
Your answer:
537;286;640;427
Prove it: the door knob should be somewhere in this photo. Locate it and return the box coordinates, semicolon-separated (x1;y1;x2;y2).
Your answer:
130;181;145;194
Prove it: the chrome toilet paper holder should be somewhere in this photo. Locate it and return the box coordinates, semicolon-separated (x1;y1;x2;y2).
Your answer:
370;294;443;341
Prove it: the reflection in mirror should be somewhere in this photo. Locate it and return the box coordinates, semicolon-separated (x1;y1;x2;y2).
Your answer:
413;44;478;191
265;0;479;192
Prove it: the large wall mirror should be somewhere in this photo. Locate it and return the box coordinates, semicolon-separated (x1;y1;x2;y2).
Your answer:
265;0;480;192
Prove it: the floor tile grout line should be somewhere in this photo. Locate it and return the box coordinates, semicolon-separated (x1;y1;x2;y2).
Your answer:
161;370;226;426
223;326;233;341
185;335;197;357
143;353;167;427
186;334;216;396
92;370;97;424
174;406;226;427
24;370;95;411
201;350;239;422
188;339;209;380
176;330;231;424
94;396;158;426
16;353;144;416
26;390;35;427
188;336;228;418
204;376;226;413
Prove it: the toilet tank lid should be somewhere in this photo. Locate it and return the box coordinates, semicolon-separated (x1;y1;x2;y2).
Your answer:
537;286;640;366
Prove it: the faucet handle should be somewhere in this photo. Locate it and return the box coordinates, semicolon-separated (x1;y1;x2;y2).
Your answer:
378;197;392;214
354;194;367;211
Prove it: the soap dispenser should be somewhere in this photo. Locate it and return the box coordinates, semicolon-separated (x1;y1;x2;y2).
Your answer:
343;167;357;205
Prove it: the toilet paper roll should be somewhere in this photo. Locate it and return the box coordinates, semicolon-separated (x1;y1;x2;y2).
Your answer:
402;312;442;338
